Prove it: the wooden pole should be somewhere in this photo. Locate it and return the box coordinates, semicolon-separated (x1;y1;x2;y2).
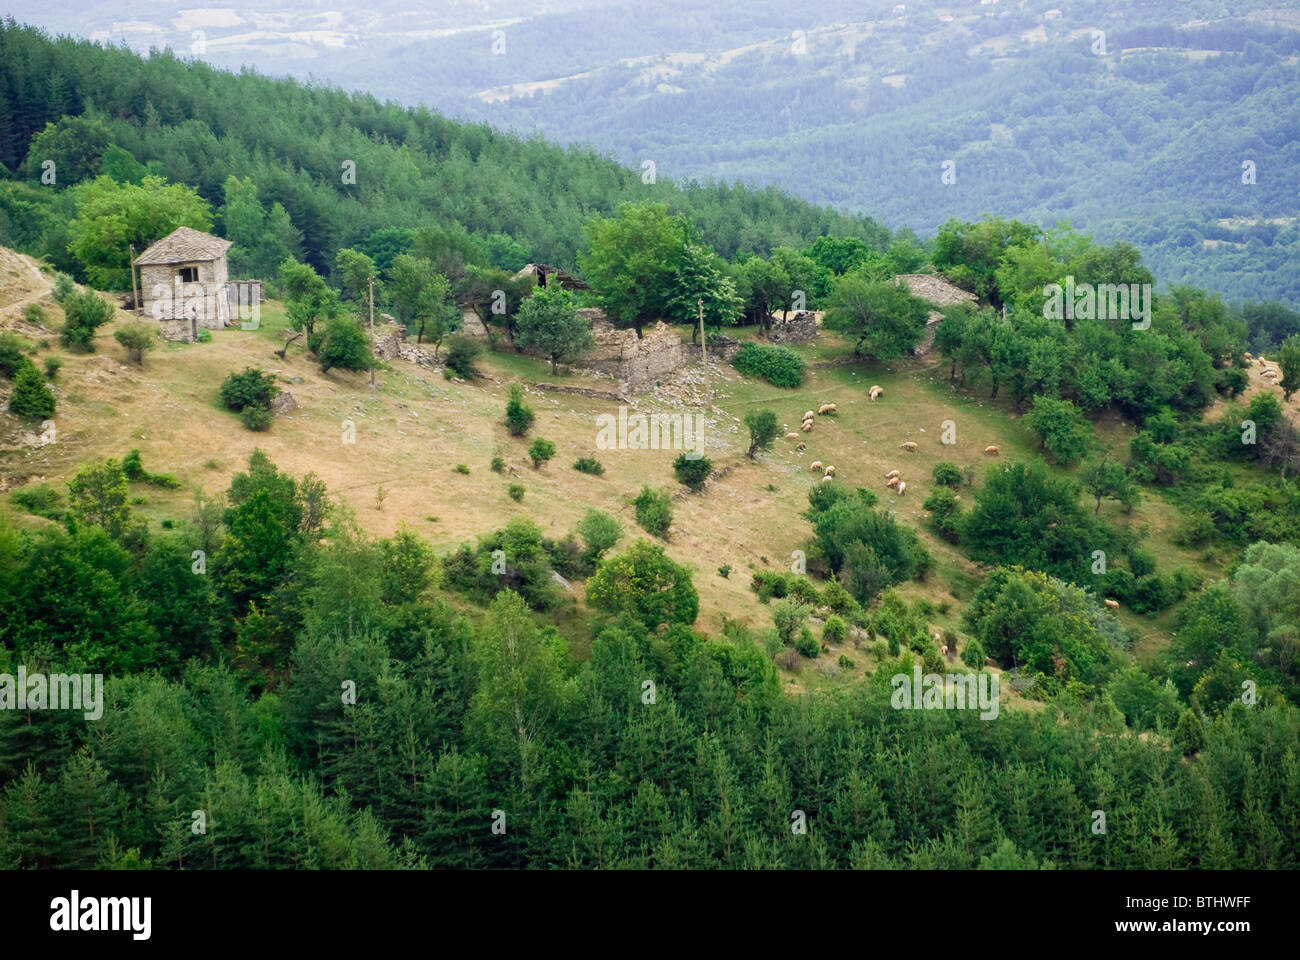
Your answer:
698;297;711;411
129;244;141;316
368;271;376;389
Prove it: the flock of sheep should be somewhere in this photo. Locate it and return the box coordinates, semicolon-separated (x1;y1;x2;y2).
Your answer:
1246;353;1284;386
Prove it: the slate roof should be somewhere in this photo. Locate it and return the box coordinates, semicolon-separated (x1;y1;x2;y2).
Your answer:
135;226;232;266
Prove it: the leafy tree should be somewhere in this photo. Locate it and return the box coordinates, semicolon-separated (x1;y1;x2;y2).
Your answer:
823;274;929;360
586;539;699;630
576;508;622;565
743;408;780;459
220;367;280;412
22;114;112;184
528;438;556;469
59;288;114;352
67;458;130;538
1079;457;1138;514
667;242;743;340
334;247;379;319
962;460;1098;581
1024;395;1092;465
279;257;342;344
932;461;963;488
1278;335;1300;401
731;254;788;330
504;384;535;436
222;176;300;279
770;247;820;318
379;524;438;605
7;361;55;418
387;254;457;349
513;281;593;374
113;322;156;365
581;201;686;337
67;175;212;288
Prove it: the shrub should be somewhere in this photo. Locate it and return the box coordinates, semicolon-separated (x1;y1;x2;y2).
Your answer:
220;367;280;412
123;449;145;481
11;482;63;519
751;570;791;602
443;333;483;378
573;456;604;476
773;597;811;644
576;508;622;564
490;456;506;473
528;438;556;469
7;361;56;418
718;564;731;578
932;461;963;488
197;329;213;343
504;383;534;436
922;486;964;543
922;642;945;675
824;615;846;645
673;452;713;490
453;464;470;475
743;407;780;459
795;627;820;658
241;405;273;431
731;341;806;387
837;654;855;669
632;484;673;538
0;332;29;377
52;273;76;302
43;356;61;379
23;303;45;325
508;483;525;502
316;316;374;373
820;577;858;616
59;289;115;353
114;322;157;365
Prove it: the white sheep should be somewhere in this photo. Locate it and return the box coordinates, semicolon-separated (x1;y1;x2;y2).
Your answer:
803;410;816;421
897;480;906;495
884;469;901;480
823;465;836;477
801;420;813;432
900;441;918;452
984;445;1000;456
820;474;834;483
785;432;800;441
1103;598;1120;610
818;403;837;415
810;460;823;473
886;477;901;488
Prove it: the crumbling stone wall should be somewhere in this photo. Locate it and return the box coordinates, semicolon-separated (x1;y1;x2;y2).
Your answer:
894;273;977;357
766;311;819;343
371;322;440;368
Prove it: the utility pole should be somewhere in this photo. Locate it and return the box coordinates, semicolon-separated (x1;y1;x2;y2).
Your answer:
698;297;712;411
368;272;376;389
1041;228;1051;268
129;244;141;316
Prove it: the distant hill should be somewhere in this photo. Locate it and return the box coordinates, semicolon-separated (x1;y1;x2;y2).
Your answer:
12;0;1297;304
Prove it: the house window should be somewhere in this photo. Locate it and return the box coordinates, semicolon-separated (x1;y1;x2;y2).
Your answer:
178;266;198;283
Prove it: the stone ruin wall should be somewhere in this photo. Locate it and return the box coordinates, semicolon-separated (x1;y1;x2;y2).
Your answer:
766;311;819;344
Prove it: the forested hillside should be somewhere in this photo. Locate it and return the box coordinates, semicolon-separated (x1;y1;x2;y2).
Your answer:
2;18;1300;874
9;0;1299;305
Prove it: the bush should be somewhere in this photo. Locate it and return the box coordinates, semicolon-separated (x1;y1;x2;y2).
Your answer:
23;303;45;325
43;356;61;379
0;332;29;377
632;484;673;539
673;452;713;490
528;438;556;469
823;614;846;645
453;464;470;475
59;289;115;353
751;569;791;602
52;273;75;302
773;597;811;643
240;405;273;431
922;642;945;675
490;456;506;473
573;457;604;476
795;627;820;658
504;383;534;436
932;461;963;488
316;316;374;373
114;322;157;365
443;333;482;378
197;329;212;343
576;508;622;564
10;482;63;519
508;483;525;502
220;367;280;412
7;361;56;418
743;407;780;459
123;448;145;481
731;341;806;388
718;564;731;578
837;654;855;669
922;486;964;543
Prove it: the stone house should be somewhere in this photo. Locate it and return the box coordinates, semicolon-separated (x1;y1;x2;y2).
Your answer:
135;226;234;341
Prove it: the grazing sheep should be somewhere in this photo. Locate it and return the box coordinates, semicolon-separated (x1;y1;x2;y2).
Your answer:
818;403;837;415
1245;352;1254;360
897;481;907;495
803;410;816;421
785;432;800;440
801;420;813;432
796;442;807;452
810;461;823;473
823;465;836;477
821;474;834;483
886;477;901;488
884;469;901;480
984;445;1000;456
940;645;948;657
900;441;918;452
1103;598;1120;610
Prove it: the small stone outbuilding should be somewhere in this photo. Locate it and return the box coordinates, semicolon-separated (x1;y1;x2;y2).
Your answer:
135;226;234;341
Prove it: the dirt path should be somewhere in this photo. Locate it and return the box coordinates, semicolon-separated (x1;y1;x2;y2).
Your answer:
0;248;52;315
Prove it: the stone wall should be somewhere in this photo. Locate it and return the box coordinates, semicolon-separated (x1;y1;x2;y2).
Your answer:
894;273;977;357
766;311;819;344
141;258;231;341
371;322;440;368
